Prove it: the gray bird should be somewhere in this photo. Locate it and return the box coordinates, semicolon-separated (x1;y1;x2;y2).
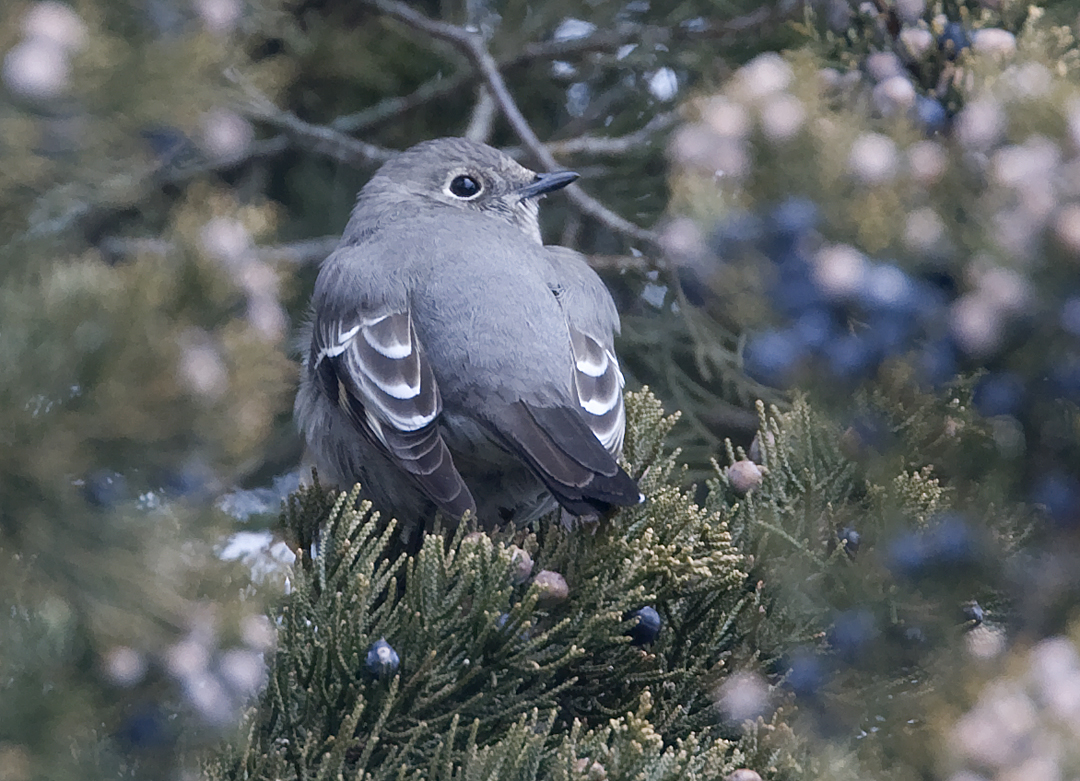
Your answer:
295;137;640;528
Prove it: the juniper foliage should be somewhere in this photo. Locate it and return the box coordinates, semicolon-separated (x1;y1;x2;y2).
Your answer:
9;0;1080;779
211;389;790;780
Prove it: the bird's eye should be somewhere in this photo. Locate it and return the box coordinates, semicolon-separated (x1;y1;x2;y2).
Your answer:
448;174;482;199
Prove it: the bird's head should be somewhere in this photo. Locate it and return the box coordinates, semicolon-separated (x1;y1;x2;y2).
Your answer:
362;137;578;244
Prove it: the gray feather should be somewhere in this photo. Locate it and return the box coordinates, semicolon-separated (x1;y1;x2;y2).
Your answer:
545;246;627;458
296;137;638;529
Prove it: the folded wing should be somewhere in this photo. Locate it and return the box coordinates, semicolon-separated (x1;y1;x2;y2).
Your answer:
546;247;627;459
568;327;626;457
311;307;476;519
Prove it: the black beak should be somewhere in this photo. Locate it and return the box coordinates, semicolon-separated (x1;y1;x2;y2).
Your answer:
517;170;579;200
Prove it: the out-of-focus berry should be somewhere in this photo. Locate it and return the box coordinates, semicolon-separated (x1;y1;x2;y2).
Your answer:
117;706;171;749
760;93;806;142
814;244;867;300
365;638;400;677
866;52;904;82
962;601;985;626
771;197;820;241
873;76;916;116
939;22;971;60
839;526;861;557
848;133;899;185
887;514;979;578
956;98;1006;151
792;308;838;351
971;28;1016;57
900;27;934;57
628;606;662;645
727;460;765;495
786;650;828;698
894;0;926;25
533;570;570;604
918;339;958;387
1032;471;1080;527
3;39;70;100
744;330;802;388
84;471;128;508
826;334;879;381
914;96;948;134
973;372;1024;418
748;430;775;464
829;609;877;663
508;545;533;585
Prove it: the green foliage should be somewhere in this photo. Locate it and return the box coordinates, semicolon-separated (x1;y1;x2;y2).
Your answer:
218;384;1035;780
700;395;1023;776
211;388;802;780
1;4;293;776
9;0;1080;779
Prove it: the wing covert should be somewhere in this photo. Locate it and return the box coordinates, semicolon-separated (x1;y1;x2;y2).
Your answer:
546;247;627;458
568;327;626;457
312;307;475;519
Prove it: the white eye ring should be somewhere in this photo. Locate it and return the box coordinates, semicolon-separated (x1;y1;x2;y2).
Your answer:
446;173;483;199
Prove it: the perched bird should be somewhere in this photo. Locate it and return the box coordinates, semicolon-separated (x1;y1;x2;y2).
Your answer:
296;137;641;529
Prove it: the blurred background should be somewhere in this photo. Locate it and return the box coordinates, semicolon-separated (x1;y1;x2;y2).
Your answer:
4;0;1080;779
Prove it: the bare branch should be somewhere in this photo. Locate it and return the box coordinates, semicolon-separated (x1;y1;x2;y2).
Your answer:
360;0;658;247
551;116;676;156
332;72;473;135
504;113;678;159
327;31;638;136
100;238;661;277
260;236;339;265
354;0;553;166
332;5;794;136
464;86;497;143
227;69;396;166
515;26;649;61
237;89;671;182
9;3;794;250
12;135;289;248
586;253;665;273
100;234;340;267
98;236;174;259
247;104;395;166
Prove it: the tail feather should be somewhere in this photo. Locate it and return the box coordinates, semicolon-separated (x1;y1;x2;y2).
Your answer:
484;402;641;517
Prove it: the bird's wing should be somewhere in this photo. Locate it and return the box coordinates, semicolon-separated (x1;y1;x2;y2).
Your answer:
483;401;642;518
310;303;476;520
545;247;627;458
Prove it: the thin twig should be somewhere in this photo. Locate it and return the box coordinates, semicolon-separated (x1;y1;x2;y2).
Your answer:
251;105;395;166
99;234;340;266
331;72;473;134
260;236;339;265
332;5;792;135
9;2;793;250
586;253;666;273
550;115;675;155
11;135;289;248
99;236;663;275
98;236;174;259
236;90;671;184
361;0;658;247
464;86;497;143
228;69;395;166
504;113;678;159
330;25;643;135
